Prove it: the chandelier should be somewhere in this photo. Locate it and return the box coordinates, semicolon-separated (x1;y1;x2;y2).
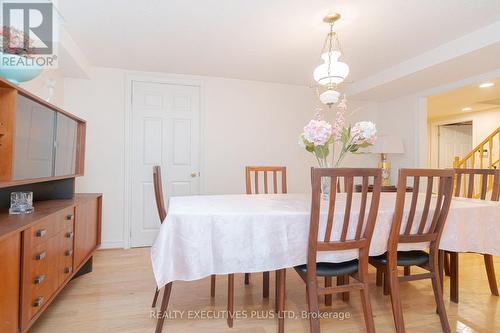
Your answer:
313;13;349;107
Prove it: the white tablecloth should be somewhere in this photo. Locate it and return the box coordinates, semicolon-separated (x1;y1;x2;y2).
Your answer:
151;193;500;288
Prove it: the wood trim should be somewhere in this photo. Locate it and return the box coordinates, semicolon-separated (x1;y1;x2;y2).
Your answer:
75;122;86;176
96;196;102;246
0;233;21;333
19;227;32;332
0;88;17;181
0;175;77;189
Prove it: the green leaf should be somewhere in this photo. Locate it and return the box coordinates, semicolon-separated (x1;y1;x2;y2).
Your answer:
341;127;349;145
314;145;330;159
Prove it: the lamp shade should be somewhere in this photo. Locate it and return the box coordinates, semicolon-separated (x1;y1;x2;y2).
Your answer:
368;135;404;154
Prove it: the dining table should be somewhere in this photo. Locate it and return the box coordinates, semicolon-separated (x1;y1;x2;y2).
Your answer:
151;192;500;294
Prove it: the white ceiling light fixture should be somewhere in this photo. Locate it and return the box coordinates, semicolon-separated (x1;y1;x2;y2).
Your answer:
462;107;472;112
319;89;340;106
314;13;349;107
479;82;495;88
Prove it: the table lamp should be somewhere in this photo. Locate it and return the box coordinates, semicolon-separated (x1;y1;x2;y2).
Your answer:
369;136;404;186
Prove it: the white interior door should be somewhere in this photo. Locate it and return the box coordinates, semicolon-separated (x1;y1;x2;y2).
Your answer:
131;81;200;247
438;123;472;168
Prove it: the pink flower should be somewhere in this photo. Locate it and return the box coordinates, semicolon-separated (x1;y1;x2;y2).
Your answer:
332;95;347;141
302;119;332;146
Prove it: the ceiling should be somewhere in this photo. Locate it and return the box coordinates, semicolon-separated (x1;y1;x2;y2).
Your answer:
427;77;500;119
58;0;500;86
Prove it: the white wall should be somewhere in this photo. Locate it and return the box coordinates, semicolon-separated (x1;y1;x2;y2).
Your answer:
20;69;66;108
376;95;427;184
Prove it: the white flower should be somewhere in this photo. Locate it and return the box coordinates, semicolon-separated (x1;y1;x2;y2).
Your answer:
351;121;377;145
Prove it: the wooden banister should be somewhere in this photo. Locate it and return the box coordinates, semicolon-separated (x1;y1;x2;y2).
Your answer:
453;126;500;198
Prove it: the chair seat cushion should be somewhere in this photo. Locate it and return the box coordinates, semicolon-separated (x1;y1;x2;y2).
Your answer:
370;250;429;267
294;259;358;277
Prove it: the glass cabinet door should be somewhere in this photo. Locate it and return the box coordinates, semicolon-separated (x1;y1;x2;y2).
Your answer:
54;113;78;176
12;95;56;180
12;94;79;181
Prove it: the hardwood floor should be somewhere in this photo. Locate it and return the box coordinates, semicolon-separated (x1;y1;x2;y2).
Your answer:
29;248;499;333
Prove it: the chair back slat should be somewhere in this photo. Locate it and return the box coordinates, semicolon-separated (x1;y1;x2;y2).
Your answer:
263;171;268;194
454;173;462;196
340;176;354;242
245;166;287;195
273;170;278;193
492;172;500;201
454;168;500;201
416;177;433;234
404;176;420;235
389;169;453;255
254;170;259;194
307;168;382;272
355;176;369;240
467;173;474;198
323;176;337;243
428;179;445;234
480;174;488;200
153;165;167;223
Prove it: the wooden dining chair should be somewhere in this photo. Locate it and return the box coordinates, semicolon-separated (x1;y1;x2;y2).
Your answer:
443;168;500;302
151;166;174;333
369;169;454;333
151;166;234;332
278;167;382;333
151;165;167;309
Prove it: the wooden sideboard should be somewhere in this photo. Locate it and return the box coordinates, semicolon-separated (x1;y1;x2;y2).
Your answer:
0;194;102;333
0;76;101;332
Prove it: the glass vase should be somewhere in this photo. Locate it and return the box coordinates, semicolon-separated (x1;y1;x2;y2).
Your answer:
321;177;331;199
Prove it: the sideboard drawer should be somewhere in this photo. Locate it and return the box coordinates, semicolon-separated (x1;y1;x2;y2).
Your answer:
28;282;52;320
27;236;60;319
28;218;60;247
60;207;75;232
59;235;74;285
28;207;75;247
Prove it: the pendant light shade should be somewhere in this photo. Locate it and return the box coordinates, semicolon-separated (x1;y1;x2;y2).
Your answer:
313;61;349;85
319;89;340;106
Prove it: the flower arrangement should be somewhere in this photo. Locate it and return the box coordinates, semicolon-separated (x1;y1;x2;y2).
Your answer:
299;97;377;168
0;26;36;57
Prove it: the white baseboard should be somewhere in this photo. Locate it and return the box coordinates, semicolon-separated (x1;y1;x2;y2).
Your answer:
99;240;124;249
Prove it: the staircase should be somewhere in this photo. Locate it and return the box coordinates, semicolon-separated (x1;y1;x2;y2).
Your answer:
453;126;500;197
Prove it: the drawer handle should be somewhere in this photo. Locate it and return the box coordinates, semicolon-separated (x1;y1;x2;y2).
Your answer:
64;266;73;274
65;232;74;239
33;296;44;307
35;251;46;261
34;274;46;285
65;249;73;256
36;229;47;238
66;214;74;221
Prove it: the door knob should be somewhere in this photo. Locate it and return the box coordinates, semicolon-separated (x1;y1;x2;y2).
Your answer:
190;171;198;178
